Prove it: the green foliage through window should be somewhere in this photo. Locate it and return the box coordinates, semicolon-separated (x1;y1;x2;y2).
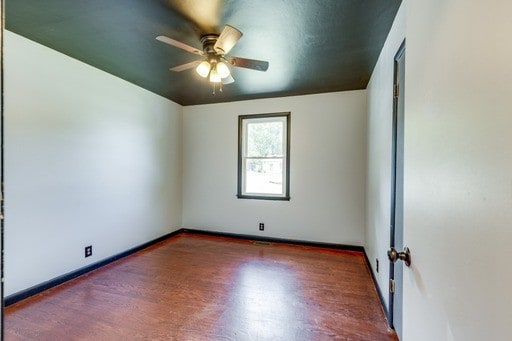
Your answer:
247;121;284;157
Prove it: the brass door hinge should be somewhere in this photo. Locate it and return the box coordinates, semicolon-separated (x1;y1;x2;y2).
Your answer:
393;84;399;98
390;279;395;293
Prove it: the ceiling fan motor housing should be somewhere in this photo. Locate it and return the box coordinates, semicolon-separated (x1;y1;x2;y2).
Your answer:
200;34;221;57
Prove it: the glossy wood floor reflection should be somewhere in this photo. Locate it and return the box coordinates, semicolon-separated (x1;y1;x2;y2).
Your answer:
5;233;397;340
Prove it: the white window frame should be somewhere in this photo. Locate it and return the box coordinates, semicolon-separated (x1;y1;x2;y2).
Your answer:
237;112;290;201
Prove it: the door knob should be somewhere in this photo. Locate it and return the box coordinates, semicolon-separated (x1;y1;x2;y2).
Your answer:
388;246;411;267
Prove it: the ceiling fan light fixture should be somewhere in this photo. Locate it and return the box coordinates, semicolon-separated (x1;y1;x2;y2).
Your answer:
157;24;268;93
216;61;230;79
196;61;211;78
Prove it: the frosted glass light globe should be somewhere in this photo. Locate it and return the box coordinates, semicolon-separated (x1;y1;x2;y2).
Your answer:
196;61;211;78
216;62;231;79
209;68;221;83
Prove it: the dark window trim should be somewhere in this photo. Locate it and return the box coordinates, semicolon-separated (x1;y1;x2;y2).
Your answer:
237;112;291;201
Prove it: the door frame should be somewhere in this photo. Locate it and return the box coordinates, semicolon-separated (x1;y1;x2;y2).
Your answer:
1;0;5;335
389;39;406;334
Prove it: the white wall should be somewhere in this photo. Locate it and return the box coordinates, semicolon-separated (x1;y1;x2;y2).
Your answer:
5;31;183;296
183;91;367;245
403;1;512;340
365;2;406;313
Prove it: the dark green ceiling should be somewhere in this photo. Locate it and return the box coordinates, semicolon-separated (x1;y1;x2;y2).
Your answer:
6;0;402;106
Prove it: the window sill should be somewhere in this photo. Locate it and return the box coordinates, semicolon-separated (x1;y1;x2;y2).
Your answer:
236;194;291;201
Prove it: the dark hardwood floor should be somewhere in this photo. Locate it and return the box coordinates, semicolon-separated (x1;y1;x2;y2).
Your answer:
5;233;397;340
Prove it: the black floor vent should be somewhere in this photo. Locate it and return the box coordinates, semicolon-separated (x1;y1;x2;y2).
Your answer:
252;241;271;246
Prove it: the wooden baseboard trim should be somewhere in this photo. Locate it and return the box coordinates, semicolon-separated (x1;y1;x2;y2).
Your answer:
182;228;365;252
4;229;183;307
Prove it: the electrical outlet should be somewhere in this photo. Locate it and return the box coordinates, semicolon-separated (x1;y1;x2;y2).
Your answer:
85;245;92;258
259;223;264;231
376;258;379;272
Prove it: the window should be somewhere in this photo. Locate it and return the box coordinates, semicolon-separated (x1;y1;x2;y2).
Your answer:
237;112;290;200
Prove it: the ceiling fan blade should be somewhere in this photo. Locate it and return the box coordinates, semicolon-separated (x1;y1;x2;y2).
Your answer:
228;57;269;72
214;25;243;54
169;60;201;72
222;74;235;84
156;36;203;56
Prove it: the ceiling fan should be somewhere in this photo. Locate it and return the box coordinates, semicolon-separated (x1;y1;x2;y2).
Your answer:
156;25;269;93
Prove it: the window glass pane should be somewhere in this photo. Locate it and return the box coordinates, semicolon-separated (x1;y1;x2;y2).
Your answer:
238;113;290;200
246;121;284;157
245;158;283;195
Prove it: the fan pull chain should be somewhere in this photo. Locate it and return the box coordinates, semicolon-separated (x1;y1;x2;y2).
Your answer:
212;82;223;95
